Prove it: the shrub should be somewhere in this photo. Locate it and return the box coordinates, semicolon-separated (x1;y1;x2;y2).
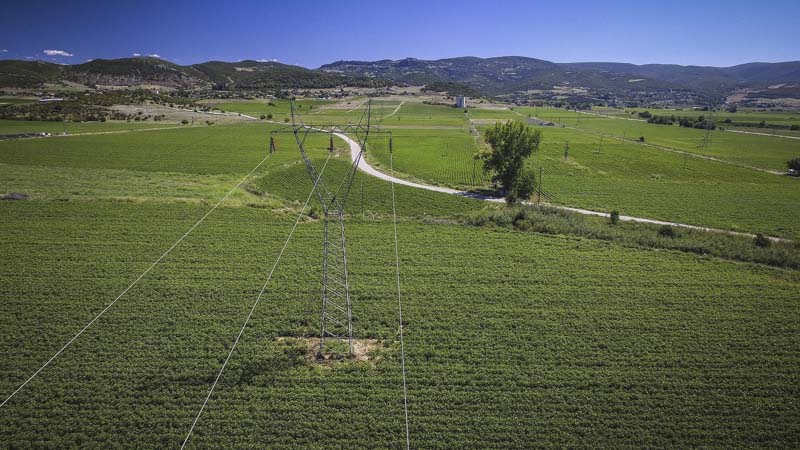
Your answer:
267;113;273;120
181;119;189;125
787;157;800;175
260;114;266;120
609;210;620;225
658;225;675;238
638;136;645;142
754;234;771;248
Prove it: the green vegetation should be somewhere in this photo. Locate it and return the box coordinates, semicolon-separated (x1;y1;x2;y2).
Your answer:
0;119;177;135
528;106;800;171
421;81;480;97
0;99;798;447
788;156;800;175
477;120;541;202
466;205;800;269
1;199;798;447
367;128;485;187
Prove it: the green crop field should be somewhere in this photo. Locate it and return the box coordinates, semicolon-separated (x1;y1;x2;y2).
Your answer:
522;107;800;172
338;104;800;239
519;124;800;239
591;107;800;126
366;128;487;187
0;97;37;106
0;119;180;135
0;100;799;448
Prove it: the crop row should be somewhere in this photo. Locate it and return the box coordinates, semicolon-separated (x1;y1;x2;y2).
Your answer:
1;201;798;447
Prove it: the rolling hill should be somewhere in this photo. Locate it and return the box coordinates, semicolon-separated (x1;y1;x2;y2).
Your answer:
320;56;800;97
2;55;798;101
0;57;383;90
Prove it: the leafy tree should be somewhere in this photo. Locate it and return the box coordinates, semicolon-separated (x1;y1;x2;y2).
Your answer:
754;234;771;248
609;210;620;225
788;157;800;175
477;120;541;203
658;225;675;238
507;168;537;204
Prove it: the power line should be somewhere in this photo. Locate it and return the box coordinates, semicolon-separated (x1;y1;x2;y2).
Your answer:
389;143;411;450
0;152;273;410
181;153;333;449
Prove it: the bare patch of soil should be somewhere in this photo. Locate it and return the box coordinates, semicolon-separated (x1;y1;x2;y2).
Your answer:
275;336;379;363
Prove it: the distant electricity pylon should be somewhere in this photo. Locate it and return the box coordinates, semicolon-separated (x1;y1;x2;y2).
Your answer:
700;105;715;148
270;100;389;356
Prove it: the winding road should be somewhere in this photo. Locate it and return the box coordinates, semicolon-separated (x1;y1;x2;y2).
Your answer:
335;132;789;241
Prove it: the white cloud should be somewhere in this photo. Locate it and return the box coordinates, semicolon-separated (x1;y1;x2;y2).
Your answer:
256;58;278;63
0;49;7;53
43;49;73;57
147;53;161;58
132;53;141;57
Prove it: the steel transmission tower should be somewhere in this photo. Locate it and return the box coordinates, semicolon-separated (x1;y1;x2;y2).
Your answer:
271;100;385;356
700;105;715;148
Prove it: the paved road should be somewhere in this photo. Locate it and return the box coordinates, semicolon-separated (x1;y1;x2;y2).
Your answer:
335;132;788;241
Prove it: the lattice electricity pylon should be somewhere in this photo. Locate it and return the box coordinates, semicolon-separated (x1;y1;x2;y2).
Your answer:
269;100;391;356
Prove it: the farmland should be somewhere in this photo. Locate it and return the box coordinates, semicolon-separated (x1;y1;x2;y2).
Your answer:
2;202;798;447
524;107;800;172
334;102;800;239
0;97;799;448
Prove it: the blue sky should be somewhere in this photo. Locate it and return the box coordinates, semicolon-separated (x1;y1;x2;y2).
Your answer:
1;0;798;67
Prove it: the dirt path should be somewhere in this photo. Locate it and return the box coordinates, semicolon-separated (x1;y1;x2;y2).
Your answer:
724;129;800;140
575;109;646;122
347;99;368;113
164;105;260;121
381;101;405;119
336;131;788;241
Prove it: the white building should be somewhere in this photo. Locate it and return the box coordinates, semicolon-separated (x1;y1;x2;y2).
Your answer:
455;96;467;108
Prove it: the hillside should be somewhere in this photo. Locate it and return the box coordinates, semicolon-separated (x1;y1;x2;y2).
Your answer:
190;60;384;89
3;55;799;102
321;56;800;99
0;57;379;90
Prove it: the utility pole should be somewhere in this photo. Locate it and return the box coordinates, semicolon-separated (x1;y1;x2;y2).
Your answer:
537;166;543;204
472;157;477;186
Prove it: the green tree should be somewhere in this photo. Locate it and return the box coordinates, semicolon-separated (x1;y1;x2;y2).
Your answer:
477;120;542;203
788;157;800;175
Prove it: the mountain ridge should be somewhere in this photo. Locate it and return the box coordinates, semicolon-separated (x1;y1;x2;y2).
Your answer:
2;55;798;102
